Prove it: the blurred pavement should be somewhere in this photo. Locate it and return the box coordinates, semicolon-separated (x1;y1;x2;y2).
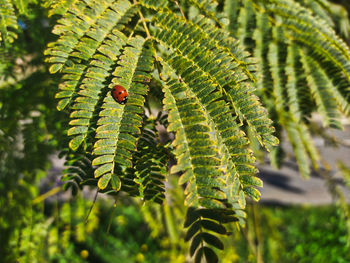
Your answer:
259;123;350;205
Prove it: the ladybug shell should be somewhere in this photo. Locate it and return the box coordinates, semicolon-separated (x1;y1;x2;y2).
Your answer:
111;85;128;104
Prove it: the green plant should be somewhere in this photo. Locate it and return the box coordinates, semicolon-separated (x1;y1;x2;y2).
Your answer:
0;3;67;260
2;0;350;262
224;204;350;263
41;0;350;261
43;0;280;261
227;0;350;177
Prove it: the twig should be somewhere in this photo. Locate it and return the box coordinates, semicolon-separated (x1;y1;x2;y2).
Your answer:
85;188;99;224
174;1;186;20
135;1;151;39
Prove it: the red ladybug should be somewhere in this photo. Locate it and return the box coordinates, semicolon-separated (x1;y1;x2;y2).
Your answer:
111;85;128;104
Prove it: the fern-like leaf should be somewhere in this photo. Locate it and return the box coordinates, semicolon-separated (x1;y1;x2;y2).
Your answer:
228;0;350;177
154;10;277;151
92;37;153;191
125;114;169;203
46;0;136;111
0;0;18;44
45;2;279;261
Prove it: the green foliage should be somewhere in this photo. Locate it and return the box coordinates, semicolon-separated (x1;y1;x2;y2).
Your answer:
246;204;350;263
228;0;350;177
61;150;95;194
84;201;170;263
43;0;281;260
1;0;350;262
139;192;350;263
0;0;38;45
40;0;350;260
10;196;100;263
325;162;350;248
125;113;169;203
0;0;19;45
0;4;69;261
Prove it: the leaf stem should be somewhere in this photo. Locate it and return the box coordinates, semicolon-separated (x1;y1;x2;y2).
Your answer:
174;0;186;20
135;2;151;39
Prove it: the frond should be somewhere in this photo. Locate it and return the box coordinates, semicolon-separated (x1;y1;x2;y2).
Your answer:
298;0;334;26
43;0;78;17
236;0;256;52
299;49;343;128
268;1;350;90
92;37;153;191
284;121;310;178
162;75;229;209
0;0;18;44
61;151;95;195
184;207;237;262
45;0;135;72
188;0;223;28
264;0;350;115
66;29;128;150
45;0;137;110
285;43;308;122
154;10;277;151
12;0;33;15
267;27;288;114
228;0;350;177
154;9;271;257
125;114;169;203
224;0;242;34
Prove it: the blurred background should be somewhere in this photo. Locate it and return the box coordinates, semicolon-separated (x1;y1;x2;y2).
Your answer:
1;0;350;262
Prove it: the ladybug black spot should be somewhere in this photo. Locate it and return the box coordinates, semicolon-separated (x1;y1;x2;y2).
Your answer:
120;97;128;104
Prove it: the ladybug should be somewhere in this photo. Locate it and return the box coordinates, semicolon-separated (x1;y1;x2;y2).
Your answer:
111;85;128;104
